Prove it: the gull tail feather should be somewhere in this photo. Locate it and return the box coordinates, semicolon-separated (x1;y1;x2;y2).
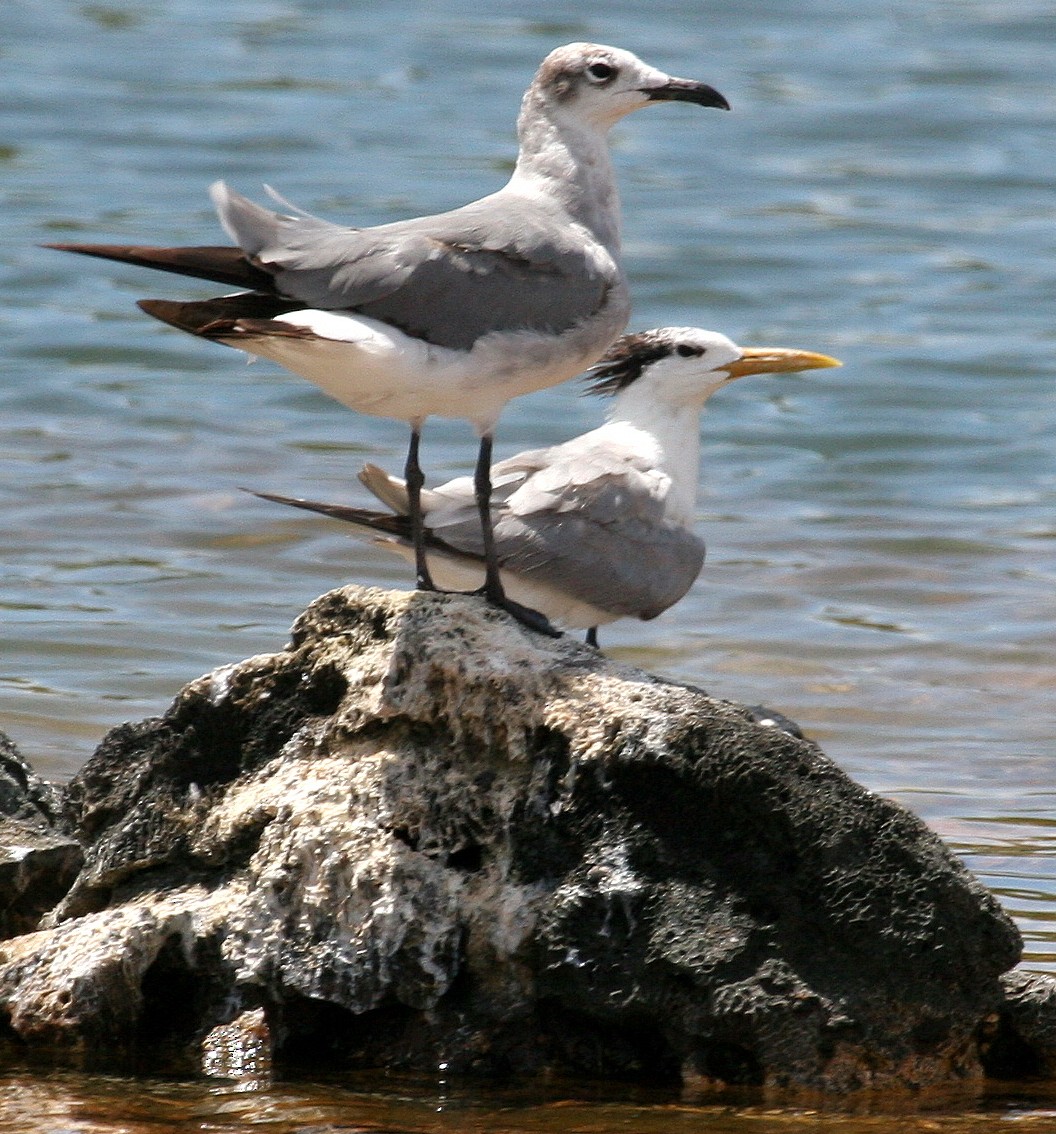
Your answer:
358;463;473;517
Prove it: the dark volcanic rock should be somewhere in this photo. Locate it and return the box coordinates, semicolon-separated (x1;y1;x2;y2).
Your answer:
982;970;1056;1080
0;731;82;941
0;587;1024;1089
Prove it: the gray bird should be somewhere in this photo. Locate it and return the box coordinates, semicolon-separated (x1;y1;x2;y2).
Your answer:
44;43;728;629
252;328;841;645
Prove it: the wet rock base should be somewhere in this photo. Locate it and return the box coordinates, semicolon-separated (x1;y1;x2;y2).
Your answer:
0;585;1052;1092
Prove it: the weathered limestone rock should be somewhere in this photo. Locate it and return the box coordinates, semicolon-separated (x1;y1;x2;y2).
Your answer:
0;587;1028;1088
0;731;83;941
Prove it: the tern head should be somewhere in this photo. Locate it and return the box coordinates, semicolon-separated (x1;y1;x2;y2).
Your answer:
587;327;842;408
530;43;729;130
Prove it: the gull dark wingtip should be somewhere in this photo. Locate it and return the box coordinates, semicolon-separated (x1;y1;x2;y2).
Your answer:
44;241;273;290
137;297;242;337
42;240;140;258
137;293;310;338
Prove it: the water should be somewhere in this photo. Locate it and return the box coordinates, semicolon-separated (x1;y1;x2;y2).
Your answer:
1;0;1054;1126
4;1070;1056;1134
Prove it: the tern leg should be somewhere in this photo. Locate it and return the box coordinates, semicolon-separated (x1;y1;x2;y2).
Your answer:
585;627;599;649
473;431;560;638
404;426;435;590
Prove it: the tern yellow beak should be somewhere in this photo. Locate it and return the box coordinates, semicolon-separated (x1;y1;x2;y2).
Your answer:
724;347;842;380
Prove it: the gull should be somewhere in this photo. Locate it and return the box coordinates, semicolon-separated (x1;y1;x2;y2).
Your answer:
250;327;841;645
44;43;728;626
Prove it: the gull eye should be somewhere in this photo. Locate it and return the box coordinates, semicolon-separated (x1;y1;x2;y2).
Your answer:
586;61;616;84
676;344;700;358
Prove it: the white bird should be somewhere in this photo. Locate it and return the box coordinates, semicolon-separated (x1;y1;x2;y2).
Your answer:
44;43;728;628
252;328;841;645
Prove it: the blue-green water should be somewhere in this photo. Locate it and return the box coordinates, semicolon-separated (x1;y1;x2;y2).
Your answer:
1;1;1055;1126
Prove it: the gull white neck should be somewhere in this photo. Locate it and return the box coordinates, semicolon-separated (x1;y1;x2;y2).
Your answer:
507;95;621;253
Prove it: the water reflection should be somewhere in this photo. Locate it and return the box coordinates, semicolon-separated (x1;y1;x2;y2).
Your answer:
5;1070;1056;1134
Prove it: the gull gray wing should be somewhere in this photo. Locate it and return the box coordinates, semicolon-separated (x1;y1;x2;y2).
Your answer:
212;183;620;350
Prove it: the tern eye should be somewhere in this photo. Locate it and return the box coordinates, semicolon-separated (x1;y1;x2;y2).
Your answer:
676;344;701;358
586;61;616;84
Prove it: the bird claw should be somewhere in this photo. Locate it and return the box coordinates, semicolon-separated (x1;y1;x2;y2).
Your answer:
476;587;561;638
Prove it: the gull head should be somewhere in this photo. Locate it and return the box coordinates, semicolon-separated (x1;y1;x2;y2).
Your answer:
530;43;729;130
586;328;842;408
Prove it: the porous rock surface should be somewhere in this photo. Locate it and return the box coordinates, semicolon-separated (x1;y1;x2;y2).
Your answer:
0;586;1029;1088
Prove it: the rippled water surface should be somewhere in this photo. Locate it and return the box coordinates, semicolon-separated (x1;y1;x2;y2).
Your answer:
2;0;1055;1127
4;1071;1056;1134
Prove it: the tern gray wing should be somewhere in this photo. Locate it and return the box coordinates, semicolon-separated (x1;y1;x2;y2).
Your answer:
500;511;705;619
425;442;705;619
214;184;620;351
437;501;704;620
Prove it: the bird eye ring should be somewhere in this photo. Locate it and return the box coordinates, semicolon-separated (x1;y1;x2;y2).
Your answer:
586;61;616;84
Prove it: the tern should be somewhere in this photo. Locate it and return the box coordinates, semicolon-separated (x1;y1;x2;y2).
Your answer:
250;328;841;645
44;43;729;626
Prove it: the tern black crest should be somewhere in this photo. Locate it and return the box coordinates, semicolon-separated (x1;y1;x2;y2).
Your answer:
585;329;687;396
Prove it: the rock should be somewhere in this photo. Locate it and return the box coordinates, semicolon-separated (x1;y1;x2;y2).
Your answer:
0;730;64;828
981;971;1056;1080
0;586;1024;1090
0;731;83;941
202;1008;273;1083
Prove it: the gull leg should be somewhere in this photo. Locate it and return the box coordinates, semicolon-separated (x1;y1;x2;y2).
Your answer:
474;432;502;602
585;627;599;649
473;432;560;638
405;426;435;591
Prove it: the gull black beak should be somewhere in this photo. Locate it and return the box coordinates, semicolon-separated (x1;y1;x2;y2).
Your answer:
644;77;730;111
